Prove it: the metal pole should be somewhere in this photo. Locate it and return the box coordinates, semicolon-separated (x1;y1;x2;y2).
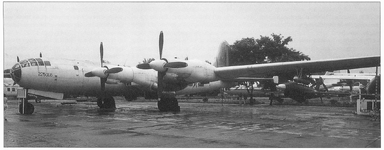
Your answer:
375;66;378;97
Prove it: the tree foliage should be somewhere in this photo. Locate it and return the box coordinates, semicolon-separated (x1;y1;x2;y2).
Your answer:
228;34;310;66
139;58;155;64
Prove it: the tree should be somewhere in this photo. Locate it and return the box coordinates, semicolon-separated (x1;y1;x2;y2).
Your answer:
228;34;311;105
228;34;310;66
139;58;155;64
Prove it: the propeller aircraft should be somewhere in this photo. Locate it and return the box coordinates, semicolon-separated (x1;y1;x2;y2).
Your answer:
7;31;380;114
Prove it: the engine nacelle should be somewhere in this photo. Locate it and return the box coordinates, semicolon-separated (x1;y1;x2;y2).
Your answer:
108;67;134;83
131;68;158;91
167;59;217;83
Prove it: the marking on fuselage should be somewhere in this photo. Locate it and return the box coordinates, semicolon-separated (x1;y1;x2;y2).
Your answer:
38;72;53;77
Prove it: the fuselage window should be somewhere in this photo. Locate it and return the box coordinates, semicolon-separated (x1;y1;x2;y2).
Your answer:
36;58;44;66
44;61;51;66
28;59;38;66
7;88;10;92
73;66;79;70
12;88;15;92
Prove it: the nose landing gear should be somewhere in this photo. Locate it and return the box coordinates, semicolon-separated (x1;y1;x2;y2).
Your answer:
19;98;35;115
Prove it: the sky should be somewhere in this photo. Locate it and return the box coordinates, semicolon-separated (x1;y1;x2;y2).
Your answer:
3;1;381;73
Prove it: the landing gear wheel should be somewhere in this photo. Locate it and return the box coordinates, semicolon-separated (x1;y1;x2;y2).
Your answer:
97;96;116;110
170;97;180;112
103;96;116;109
158;97;180;112
97;97;103;108
158;100;167;112
19;102;34;115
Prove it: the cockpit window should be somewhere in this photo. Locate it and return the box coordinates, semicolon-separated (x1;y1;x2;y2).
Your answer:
20;60;30;68
28;58;38;66
12;64;20;70
44;61;51;66
36;58;44;66
73;65;79;70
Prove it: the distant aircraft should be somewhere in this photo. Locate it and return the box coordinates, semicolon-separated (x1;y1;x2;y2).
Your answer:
274;72;378;103
224;72;377;104
7;31;380;114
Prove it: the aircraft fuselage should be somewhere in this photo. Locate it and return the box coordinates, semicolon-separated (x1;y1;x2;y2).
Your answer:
11;58;130;97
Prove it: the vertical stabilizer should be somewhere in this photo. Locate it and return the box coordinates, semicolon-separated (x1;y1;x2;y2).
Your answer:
213;41;230;67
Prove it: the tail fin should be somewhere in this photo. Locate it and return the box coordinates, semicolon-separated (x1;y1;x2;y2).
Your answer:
213;41;230;67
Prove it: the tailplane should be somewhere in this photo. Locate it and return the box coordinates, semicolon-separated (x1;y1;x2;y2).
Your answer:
213;41;230;67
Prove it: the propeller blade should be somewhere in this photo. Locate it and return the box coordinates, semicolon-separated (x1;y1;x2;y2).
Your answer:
84;72;95;77
159;31;164;59
17;56;19;62
105;67;123;74
164;62;188;68
137;63;152;69
347;69;350;74
40;52;42;58
100;42;104;67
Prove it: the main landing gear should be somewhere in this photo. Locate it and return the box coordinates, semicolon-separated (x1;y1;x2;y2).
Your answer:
97;95;116;110
157;96;180;112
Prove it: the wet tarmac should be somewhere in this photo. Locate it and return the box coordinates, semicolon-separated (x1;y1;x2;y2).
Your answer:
3;98;381;148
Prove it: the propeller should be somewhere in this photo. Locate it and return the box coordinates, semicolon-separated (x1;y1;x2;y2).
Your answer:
137;31;187;71
157;31;166;98
17;56;19;62
82;42;123;108
159;31;164;59
99;42;107;107
84;42;123;77
40;52;42;58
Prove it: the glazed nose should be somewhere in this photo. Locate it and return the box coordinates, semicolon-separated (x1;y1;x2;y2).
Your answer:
10;63;22;83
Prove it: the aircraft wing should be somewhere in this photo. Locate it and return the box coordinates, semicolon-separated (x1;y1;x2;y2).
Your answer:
214;55;380;80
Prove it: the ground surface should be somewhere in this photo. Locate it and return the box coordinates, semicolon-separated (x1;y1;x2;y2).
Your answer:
3;97;381;148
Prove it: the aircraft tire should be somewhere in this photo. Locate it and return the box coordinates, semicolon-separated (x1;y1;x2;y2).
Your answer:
97;97;103;108
102;96;116;109
19;102;34;115
157;100;167;112
158;97;180;112
170;97;180;112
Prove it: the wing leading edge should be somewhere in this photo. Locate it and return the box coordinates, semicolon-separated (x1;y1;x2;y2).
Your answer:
214;55;380;80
